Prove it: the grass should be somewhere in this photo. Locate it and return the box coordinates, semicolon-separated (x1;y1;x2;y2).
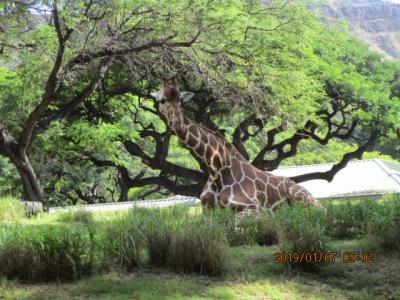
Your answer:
102;216;145;272
0;196;26;222
58;208;95;225
167;215;226;275
366;198;400;251
274;204;327;272
0;223;96;281
1;196;400;299
2;239;399;299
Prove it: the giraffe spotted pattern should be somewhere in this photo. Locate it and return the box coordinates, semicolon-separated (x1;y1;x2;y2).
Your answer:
153;80;323;213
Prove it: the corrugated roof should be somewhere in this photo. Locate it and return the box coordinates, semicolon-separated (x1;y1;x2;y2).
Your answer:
272;159;400;198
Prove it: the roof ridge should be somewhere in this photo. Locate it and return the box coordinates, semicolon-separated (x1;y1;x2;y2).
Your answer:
277;159;367;169
374;159;400;186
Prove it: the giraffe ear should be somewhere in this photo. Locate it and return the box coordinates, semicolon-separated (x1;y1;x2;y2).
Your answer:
180;91;194;103
150;91;161;101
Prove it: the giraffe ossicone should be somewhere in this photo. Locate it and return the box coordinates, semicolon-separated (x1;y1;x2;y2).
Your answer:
153;79;323;212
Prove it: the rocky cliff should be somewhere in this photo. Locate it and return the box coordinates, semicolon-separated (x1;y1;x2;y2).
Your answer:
315;0;400;60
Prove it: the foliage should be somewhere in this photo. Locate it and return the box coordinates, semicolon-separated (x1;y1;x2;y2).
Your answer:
367;195;400;251
274;204;327;272
133;206;188;267
58;209;94;225
167;216;226;276
325;198;379;239
1;196;400;283
0;223;96;281
102;217;144;272
0;197;25;222
211;209;278;247
0;159;20;196
0;0;399;203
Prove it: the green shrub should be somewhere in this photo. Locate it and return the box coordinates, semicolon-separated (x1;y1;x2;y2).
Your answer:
0;225;34;279
102;206;192;272
253;213;278;246
202;208;277;247
325;199;379;239
0;224;96;281
222;211;277;246
367;195;400;252
274;204;327;273
58;209;94;225
102;217;145;272
0;197;25;222
167;216;226;276
137;207;188;267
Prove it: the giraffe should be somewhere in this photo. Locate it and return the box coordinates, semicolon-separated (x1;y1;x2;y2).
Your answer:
151;80;323;213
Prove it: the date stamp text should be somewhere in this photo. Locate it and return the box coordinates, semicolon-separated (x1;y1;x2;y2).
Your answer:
274;251;375;264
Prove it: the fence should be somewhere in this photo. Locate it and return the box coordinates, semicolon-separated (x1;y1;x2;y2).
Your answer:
48;195;200;213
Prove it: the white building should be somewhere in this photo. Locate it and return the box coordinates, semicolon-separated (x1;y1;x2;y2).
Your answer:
273;159;400;199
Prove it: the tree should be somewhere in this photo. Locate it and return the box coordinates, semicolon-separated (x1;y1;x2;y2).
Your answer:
37;1;400;204
1;0;399;204
0;0;208;203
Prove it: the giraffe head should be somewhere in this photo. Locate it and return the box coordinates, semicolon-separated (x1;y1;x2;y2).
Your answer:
151;79;194;121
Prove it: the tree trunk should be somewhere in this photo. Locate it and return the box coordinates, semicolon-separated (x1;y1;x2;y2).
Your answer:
11;154;44;203
1;124;44;203
117;169;130;202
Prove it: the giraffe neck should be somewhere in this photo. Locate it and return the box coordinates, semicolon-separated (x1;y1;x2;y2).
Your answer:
163;104;185;133
165;108;232;174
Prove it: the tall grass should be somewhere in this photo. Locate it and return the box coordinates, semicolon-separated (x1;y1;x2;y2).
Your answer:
274;204;327;272
102;218;144;272
200;208;277;246
325;199;379;239
0;224;96;281
227;211;277;246
58;209;94;225
0;197;25;222
367;195;400;251
1;196;398;281
102;206;227;275
167;215;226;276
134;206;188;267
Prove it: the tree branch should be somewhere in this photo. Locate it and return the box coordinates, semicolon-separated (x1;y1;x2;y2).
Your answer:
59;57;113;119
62;30;202;73
123;140;207;183
233;115;264;160
18;4;73;154
291;130;379;183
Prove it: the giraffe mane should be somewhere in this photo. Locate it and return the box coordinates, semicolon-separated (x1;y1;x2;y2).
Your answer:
184;117;229;143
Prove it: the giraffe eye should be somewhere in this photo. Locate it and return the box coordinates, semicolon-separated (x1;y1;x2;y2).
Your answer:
160;97;167;104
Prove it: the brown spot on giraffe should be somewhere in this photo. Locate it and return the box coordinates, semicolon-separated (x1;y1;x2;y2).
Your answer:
195;144;205;157
213;154;222;170
186;134;197;148
231;158;242;182
222;168;235;186
152;80;323;213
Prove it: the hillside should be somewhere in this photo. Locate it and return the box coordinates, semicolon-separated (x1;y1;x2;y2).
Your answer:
314;0;400;60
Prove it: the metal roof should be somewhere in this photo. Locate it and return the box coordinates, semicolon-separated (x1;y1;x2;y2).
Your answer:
272;159;400;199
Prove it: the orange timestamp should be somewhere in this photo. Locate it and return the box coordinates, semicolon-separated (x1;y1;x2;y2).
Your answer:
274;251;375;264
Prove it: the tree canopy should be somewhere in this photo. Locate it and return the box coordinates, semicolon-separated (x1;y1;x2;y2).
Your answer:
0;0;399;205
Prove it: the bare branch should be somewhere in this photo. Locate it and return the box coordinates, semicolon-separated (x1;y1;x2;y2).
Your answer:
291;130;379;183
60;57;113;119
62;30;202;73
18;4;74;154
123;140;207;184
